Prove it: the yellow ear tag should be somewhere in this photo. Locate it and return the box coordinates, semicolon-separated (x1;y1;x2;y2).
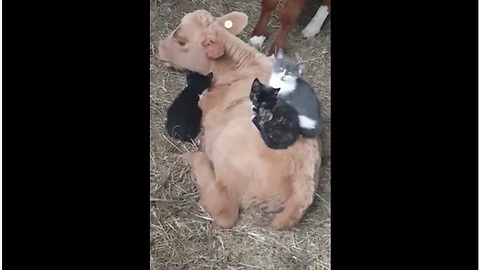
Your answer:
224;20;233;29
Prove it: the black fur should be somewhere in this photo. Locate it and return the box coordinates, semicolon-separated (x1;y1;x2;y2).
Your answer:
165;70;213;141
250;78;300;149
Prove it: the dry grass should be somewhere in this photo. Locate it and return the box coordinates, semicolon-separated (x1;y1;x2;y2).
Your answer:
150;0;331;269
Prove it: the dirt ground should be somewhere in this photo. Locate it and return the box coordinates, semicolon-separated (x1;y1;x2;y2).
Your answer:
150;0;331;269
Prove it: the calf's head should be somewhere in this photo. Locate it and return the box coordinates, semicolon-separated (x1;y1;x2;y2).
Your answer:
156;10;248;75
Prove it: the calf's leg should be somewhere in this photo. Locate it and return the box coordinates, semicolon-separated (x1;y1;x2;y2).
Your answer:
183;151;240;228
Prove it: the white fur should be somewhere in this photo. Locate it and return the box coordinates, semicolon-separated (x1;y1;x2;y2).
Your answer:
298;115;317;129
198;88;208;105
249;36;266;49
302;5;329;38
269;72;297;96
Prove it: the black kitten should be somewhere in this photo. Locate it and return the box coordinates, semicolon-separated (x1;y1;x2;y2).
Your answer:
250;78;300;149
165;70;213;142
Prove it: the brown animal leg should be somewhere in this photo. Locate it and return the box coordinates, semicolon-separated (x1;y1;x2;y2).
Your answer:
183;151;240;228
268;0;306;55
323;0;331;10
249;0;280;49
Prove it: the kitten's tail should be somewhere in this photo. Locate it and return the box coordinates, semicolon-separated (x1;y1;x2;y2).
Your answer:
269;140;321;230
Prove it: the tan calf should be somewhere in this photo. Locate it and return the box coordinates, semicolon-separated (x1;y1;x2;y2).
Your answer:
156;10;321;230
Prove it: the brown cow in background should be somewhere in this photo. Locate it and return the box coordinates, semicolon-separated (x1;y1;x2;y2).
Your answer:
250;0;331;55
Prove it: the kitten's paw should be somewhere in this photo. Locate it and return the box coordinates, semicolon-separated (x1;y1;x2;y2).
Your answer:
298;115;317;130
249;36;266;50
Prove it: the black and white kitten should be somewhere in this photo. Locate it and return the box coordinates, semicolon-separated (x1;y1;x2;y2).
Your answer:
165;70;213;142
250;78;301;149
268;49;322;138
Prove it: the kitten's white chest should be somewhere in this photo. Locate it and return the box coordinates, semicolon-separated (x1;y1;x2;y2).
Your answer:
198;88;208;105
269;73;296;96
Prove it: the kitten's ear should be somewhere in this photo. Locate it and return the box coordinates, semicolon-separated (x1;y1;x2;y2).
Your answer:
276;49;284;60
252;78;261;92
206;72;214;81
296;62;306;75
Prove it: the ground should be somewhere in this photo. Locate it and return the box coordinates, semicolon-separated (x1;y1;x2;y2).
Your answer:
150;0;331;269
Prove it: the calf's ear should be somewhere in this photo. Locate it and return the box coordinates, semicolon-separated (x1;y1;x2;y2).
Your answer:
201;35;224;59
215;12;248;35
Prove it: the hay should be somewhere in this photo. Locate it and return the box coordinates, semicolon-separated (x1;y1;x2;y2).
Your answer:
150;0;331;269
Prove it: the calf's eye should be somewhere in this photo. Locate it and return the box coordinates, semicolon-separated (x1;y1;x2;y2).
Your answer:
177;40;186;46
